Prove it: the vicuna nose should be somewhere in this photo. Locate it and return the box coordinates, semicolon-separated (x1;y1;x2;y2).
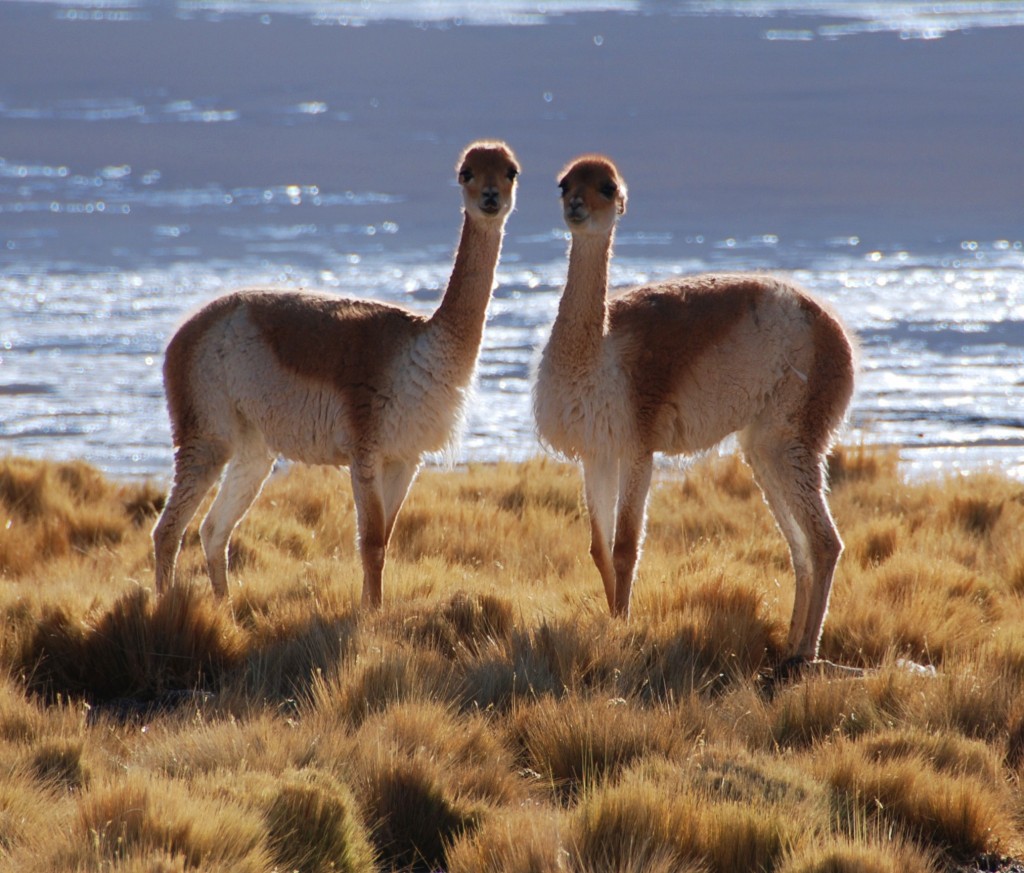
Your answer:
480;186;500;213
565;194;586;217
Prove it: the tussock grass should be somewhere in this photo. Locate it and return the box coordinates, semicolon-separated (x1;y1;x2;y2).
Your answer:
360;751;483;869
0;457;160;578
570;753;804;873
779;835;937;873
30;738;91;792
263;771;375;873
510;696;689;800
16;584;244;706
825;737;1016;862
1;450;1024;871
445;810;566;873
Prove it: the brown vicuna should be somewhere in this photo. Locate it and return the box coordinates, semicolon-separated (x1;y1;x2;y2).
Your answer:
153;141;519;606
533;155;855;666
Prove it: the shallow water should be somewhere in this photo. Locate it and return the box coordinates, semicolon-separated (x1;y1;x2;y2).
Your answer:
1;0;1022;481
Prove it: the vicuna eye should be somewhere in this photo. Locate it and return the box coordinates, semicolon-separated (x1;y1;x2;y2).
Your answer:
557;179;568;194
507;166;519;181
459;168;473;183
600;181;618;199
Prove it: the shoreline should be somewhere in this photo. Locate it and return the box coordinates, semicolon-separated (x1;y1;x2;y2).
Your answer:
8;439;1022;488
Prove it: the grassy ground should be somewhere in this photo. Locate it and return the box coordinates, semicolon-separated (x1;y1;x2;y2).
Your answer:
1;448;1023;872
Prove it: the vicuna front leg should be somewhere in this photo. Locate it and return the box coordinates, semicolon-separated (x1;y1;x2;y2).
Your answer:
582;454;653;617
583;456;618;612
351;456;413;609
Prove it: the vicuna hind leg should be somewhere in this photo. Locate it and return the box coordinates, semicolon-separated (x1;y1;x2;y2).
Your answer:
153;440;230;594
741;432;842;660
198;435;274;598
795;466;843;659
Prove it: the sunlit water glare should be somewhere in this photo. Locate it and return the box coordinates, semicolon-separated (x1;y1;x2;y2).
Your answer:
20;0;1024;37
3;238;1022;481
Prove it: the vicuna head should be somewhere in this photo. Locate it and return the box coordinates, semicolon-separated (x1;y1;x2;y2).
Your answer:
557;155;627;237
457;141;519;222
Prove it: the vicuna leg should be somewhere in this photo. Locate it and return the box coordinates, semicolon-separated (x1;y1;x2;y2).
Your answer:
790;452;843;659
350;457;389;609
742;432;842;660
741;436;813;650
153;440;230;593
198;437;274;598
612;453;654;618
582;455;619;612
381;458;420;544
348;458;418;609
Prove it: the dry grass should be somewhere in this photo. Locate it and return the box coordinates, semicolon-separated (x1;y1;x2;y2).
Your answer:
2;449;1024;871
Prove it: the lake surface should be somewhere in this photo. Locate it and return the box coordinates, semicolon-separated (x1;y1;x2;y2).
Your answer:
1;0;1022;481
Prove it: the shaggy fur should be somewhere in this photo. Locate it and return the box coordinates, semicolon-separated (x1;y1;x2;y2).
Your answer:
533;155;855;660
153;141;519;606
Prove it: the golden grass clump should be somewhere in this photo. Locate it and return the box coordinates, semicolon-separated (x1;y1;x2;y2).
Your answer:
42;775;274;873
16;584;244;706
2;449;1024;871
0;773;52;858
355;748;484;870
0;457;161;578
30;738;91;793
445;810;566;873
360;702;526;804
778;835;937;873
824;736;1017;861
570;754;803;873
263;771;376;873
510;696;687;800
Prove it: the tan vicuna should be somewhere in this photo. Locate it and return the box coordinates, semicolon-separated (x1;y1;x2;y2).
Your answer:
533;155;856;666
153;141;519;606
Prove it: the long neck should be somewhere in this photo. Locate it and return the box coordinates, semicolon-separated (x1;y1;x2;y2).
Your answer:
429;213;504;353
546;231;613;371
